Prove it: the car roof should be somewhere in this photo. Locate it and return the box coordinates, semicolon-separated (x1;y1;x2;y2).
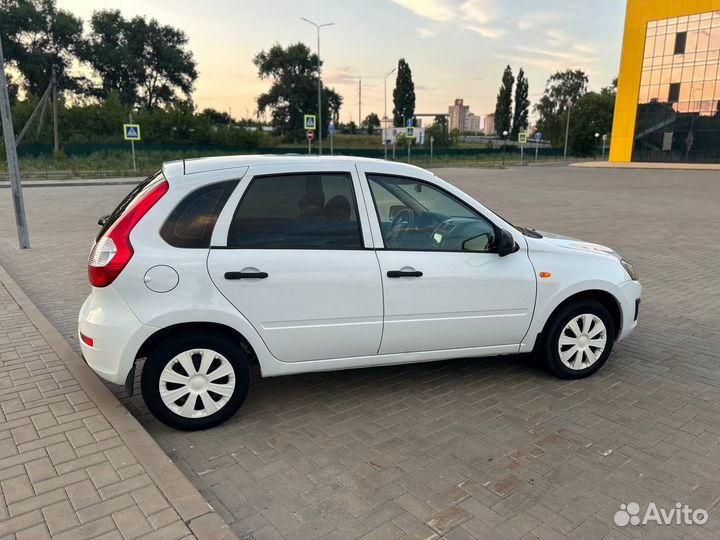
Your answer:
161;155;434;182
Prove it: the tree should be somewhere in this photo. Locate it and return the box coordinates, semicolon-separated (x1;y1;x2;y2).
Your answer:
83;10;198;109
565;91;615;156
494;65;514;137
200;108;232;124
362;112;380;134
511;68;529;138
392;58;415;127
253;42;342;139
0;0;85;96
534;69;588;146
426;114;452;147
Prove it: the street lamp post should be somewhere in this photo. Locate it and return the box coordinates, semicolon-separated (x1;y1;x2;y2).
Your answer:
563;103;572;160
594;132;600;160
301;17;334;156
383;68;396;160
502;130;509;167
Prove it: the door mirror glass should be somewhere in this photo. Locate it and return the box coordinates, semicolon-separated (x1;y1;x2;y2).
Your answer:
497;228;517;257
462;233;494;252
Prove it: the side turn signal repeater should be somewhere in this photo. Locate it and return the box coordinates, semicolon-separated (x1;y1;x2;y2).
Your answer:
539;272;552;279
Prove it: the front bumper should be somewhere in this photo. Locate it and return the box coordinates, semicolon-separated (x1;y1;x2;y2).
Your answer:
78;286;157;385
615;279;642;341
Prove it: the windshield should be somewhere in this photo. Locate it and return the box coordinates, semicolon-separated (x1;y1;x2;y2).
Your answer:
96;171;165;241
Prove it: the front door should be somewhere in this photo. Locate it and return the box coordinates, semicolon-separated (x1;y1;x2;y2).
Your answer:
208;167;383;362
363;173;536;355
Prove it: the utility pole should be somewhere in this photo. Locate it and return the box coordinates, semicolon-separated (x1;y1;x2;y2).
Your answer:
52;67;59;154
0;36;31;248
301;18;334;156
358;76;361;130
563;103;571;160
383;67;396;160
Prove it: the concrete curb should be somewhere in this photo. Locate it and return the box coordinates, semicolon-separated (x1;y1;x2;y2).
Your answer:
0;179;142;188
571;161;720;171
0;264;238;540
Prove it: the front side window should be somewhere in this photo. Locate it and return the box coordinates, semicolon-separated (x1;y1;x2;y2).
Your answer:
367;174;496;252
228;173;362;249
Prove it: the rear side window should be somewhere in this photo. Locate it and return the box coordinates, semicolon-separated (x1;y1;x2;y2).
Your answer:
227;173;362;249
97;171;165;241
160;180;238;248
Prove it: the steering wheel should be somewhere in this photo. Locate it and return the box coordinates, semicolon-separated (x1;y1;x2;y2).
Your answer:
387;208;415;248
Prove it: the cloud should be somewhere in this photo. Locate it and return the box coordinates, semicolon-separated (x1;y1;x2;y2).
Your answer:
544;29;571;47
324;67;359;85
390;0;456;22
514;11;564;30
459;0;494;25
416;27;435;39
514;45;591;62
464;25;505;39
573;43;595;54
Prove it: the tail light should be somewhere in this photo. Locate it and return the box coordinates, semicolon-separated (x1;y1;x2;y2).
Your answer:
89;180;169;287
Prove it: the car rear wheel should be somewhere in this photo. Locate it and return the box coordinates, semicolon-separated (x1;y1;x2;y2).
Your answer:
539;299;615;379
141;332;249;430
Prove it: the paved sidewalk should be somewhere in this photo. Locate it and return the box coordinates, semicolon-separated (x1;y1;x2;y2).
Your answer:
0;266;236;539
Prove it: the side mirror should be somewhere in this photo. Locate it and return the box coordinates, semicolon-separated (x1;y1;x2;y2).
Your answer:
497;228;517;257
462;233;493;252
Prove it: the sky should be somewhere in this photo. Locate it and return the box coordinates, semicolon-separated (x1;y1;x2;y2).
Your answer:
57;0;628;124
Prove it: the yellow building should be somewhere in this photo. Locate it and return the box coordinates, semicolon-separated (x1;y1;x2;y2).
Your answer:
611;0;720;163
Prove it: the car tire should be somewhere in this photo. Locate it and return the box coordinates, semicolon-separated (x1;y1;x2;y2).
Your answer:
141;331;250;430
539;299;615;379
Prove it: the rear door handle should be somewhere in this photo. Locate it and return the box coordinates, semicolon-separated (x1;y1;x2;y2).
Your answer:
387;270;423;278
224;271;268;280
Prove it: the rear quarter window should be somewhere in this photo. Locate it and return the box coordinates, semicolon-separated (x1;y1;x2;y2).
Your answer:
160;180;238;248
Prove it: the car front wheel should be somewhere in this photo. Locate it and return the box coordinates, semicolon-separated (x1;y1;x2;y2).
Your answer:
141;332;250;430
539;299;615;379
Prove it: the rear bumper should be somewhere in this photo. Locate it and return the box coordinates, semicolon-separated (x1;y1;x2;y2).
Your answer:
616;279;642;341
78;286;157;385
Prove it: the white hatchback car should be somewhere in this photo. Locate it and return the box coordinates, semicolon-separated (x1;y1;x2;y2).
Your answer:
79;156;641;430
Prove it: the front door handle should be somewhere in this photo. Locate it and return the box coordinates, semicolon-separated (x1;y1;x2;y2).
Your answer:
224;271;268;280
387;270;423;278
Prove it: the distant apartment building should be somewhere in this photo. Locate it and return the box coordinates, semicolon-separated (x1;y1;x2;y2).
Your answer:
464;113;483;133
484;113;495;136
448;99;469;132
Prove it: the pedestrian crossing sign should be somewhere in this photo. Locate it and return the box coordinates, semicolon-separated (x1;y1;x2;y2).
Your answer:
304;115;316;130
123;124;141;141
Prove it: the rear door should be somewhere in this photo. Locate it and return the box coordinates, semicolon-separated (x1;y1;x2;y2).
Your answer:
207;164;383;362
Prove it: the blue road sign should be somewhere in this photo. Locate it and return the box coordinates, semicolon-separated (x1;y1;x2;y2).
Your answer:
328;122;335;134
534;132;542;142
123;124;141;141
406;119;413;127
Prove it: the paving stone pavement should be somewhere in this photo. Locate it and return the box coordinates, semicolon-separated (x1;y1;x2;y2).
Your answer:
1;165;719;539
0;268;237;539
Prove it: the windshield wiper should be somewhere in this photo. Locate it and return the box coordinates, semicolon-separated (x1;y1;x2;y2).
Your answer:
516;226;543;238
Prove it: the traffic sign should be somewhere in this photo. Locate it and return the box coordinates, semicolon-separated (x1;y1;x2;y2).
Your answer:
534;132;542;142
406;127;415;139
306;130;315;141
406;118;413;127
123;124;141;141
602;134;608;141
328;122;335;135
518;132;528;144
304;115;316;130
